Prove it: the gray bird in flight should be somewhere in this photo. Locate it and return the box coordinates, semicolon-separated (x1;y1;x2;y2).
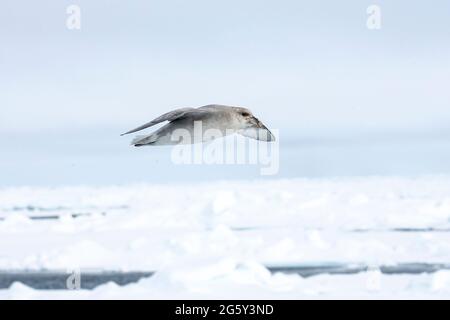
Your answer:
121;104;275;146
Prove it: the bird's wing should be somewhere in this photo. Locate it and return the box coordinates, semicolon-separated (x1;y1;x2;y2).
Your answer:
121;107;207;136
198;104;231;111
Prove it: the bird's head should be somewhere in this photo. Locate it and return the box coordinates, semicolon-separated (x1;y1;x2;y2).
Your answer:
233;107;275;141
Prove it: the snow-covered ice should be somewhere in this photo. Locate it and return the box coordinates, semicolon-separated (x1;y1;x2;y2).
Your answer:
1;175;450;299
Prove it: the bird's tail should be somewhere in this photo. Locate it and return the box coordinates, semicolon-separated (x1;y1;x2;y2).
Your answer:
131;133;158;147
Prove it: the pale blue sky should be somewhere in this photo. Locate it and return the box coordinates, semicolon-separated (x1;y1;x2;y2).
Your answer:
1;1;450;185
1;0;449;134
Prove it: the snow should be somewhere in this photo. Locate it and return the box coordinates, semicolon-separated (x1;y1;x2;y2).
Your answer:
1;176;450;299
3;266;450;299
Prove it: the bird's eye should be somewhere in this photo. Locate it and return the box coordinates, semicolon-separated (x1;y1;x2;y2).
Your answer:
241;112;250;117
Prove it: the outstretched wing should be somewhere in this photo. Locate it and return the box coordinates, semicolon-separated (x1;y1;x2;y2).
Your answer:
121;107;199;136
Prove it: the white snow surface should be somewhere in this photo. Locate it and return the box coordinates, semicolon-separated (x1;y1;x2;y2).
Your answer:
1;176;450;299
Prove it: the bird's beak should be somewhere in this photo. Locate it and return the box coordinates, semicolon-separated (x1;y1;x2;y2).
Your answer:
248;116;276;141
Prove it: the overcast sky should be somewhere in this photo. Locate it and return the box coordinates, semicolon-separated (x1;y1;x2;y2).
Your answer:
1;0;449;136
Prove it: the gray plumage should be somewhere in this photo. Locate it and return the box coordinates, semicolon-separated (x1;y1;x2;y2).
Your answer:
121;104;275;146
